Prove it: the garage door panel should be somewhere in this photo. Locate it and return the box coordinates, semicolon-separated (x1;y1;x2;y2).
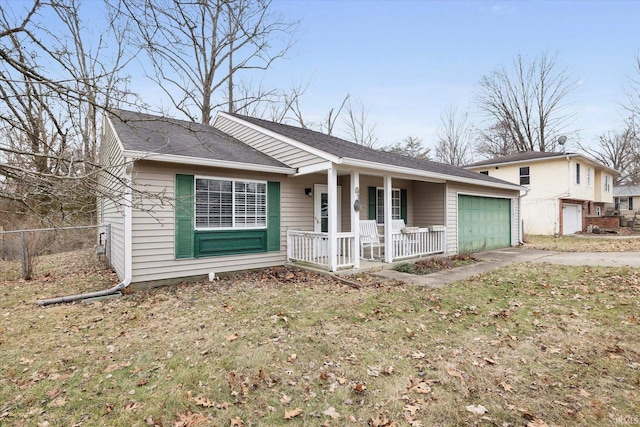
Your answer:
458;195;511;253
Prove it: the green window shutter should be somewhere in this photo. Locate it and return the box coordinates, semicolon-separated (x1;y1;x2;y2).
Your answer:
175;174;194;259
267;181;281;252
400;189;408;223
368;186;376;220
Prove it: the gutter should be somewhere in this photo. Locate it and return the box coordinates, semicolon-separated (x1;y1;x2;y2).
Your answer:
38;161;135;306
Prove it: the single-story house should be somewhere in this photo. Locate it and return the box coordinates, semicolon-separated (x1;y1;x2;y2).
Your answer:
466;151;617;236
98;110;524;287
613;185;640;216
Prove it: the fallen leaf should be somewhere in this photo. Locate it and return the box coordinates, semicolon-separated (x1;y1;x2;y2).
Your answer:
500;382;513;392
226;333;238;341
284;407;302;419
322;406;340;419
369;413;397;427
446;368;465;383
188;391;217;408
465;404;487;415
527;419;549;427
353;383;367;393
230;417;245;426
49;397;66;408
279;394;291;405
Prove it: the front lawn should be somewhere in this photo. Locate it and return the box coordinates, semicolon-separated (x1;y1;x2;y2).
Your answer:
1;251;639;426
524;234;640;252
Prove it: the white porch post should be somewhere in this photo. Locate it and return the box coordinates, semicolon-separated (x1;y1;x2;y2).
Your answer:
350;171;360;269
328;166;338;272
384;175;393;263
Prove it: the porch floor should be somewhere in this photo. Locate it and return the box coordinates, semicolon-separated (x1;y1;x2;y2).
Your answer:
287;254;440;277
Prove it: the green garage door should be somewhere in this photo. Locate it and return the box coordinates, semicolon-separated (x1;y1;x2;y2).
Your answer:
458;195;511;254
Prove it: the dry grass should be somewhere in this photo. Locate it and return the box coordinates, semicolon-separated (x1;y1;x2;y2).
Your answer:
1;249;639;426
524;234;640;252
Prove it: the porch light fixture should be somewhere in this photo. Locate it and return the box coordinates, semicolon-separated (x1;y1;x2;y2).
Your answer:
305;188;312;197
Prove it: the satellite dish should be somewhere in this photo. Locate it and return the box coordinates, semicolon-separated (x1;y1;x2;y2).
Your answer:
557;135;567;145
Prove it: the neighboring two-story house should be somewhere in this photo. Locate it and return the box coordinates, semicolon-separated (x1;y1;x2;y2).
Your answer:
466;151;617;236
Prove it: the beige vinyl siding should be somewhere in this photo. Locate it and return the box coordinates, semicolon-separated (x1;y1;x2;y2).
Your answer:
413;182;446;227
98;122;126;280
215;115;326;169
128;162;324;284
446;182;520;255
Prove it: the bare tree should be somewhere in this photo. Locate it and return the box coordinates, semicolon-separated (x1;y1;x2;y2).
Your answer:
476;52;577;152
114;0;297;125
384;136;430;159
475;121;518;159
435;107;474;166
578;122;640;185
0;0;134;225
342;96;379;148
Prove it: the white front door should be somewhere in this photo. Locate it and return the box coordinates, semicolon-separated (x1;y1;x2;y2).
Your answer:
562;204;582;235
314;184;342;233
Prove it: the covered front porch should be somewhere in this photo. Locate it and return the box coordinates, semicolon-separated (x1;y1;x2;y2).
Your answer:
284;165;447;272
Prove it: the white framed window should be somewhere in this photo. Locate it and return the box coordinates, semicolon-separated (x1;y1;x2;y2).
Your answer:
604;175;611;192
596;206;602;216
519;166;530;185
376;188;401;225
195;177;267;230
586;167;592;187
576;163;581;184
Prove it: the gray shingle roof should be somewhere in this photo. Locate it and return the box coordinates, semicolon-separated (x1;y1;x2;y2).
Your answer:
109;109;288;169
466;151;574;168
614;185;640;197
228;113;517;187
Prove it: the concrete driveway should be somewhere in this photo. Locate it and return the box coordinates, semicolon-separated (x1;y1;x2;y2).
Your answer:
373;247;640;288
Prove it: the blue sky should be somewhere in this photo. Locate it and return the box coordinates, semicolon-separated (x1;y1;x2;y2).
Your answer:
259;0;640;152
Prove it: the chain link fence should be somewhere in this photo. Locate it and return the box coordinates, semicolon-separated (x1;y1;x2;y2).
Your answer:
0;224;111;280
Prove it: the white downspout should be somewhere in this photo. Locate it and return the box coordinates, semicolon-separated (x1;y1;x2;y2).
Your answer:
518;187;530;244
38;161;133;306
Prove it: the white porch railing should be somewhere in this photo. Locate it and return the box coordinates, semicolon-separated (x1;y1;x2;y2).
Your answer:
287;230;355;270
392;226;446;260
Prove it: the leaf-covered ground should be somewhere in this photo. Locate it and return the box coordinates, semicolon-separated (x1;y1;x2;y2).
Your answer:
1;247;639;426
524;234;640;252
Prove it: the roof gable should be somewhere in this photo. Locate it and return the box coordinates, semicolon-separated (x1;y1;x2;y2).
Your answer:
108;109;289;170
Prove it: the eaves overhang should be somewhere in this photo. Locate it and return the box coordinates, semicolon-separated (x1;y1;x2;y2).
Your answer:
123;150;296;175
341;158;524;191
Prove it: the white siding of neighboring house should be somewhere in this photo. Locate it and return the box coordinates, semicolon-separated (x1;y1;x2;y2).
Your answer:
569;159;596;201
594;170;614;204
98;121;127;280
128;162;326;284
445;182;521;254
214;115;327;169
468;156;615;235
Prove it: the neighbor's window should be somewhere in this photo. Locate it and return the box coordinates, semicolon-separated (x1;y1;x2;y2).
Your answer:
630;197;634;210
519;166;530;185
586;167;592;187
576;163;581;184
376;188;401;225
604;175;611;192
195;177;266;229
596;206;602;216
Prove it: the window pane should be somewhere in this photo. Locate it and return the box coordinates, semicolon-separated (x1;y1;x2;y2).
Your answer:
195;178;233;228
